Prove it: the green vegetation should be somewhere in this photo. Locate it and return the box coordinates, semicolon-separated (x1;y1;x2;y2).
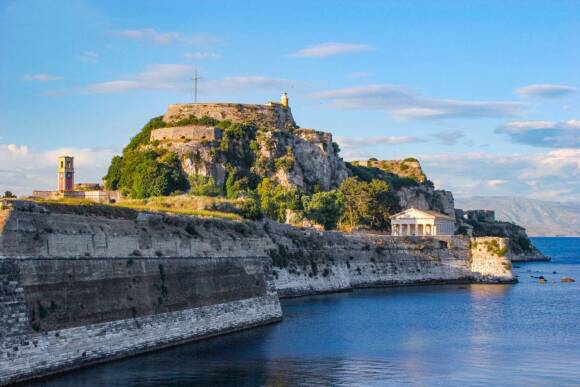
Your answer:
482;239;508;257
104;116;188;198
346;163;420;189
302;191;343;230
101;114;411;227
189;175;220;197
338;177;397;230
257;178;300;223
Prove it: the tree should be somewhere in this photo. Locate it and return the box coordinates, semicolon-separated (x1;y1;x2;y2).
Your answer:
366;179;396;229
338;177;396;230
302;191;343;230
104;156;123;190
338;177;371;228
257;178;300;222
3;191;15;198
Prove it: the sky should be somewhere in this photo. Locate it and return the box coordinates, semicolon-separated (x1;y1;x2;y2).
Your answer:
0;0;579;202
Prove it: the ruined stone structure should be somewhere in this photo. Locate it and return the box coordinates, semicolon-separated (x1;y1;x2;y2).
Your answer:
465;209;495;223
163;101;296;130
150;125;223;143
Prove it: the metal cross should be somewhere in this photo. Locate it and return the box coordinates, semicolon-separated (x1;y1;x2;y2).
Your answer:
192;67;203;103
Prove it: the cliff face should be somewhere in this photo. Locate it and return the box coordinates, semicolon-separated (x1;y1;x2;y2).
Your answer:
258;129;349;191
469;219;547;261
396;186;455;217
265;221;514;297
165;125;349;193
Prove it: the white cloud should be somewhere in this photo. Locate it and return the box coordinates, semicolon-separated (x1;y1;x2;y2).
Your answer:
0;144;118;196
432;130;464;145
496;119;580;148
79;51;100;64
337;135;424;148
310;85;524;120
83;64;295;94
487;179;507;188
183;52;221;60
290;42;375;58
516;83;577;98
21;74;63;81
117;28;218;45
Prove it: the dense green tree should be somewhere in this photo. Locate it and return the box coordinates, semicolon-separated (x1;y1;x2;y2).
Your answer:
257;178;300;222
103;117;188;198
302;191;343;230
104;156;123;190
366;179;396;229
338;177;396;230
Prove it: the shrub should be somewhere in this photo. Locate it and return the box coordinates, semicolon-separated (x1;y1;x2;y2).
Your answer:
275;156;295;172
189;175;220;197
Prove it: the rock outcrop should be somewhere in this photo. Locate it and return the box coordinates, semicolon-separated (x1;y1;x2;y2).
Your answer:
455;208;548;261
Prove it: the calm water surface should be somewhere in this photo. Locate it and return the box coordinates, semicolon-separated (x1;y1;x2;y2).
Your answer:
30;237;580;386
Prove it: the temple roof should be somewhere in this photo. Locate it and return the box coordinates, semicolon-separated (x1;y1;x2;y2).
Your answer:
390;208;455;221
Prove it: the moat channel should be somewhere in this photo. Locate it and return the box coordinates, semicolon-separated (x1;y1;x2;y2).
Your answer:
29;238;580;386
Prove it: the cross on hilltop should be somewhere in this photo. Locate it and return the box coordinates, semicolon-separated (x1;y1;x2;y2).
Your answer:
191;67;203;103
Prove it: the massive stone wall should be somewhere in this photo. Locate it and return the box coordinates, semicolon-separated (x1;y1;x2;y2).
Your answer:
0;202;281;385
163;103;297;130
264;222;514;298
150;125;222;142
0;201;514;384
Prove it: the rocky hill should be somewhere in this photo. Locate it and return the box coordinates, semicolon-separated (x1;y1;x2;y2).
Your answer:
351;158;427;183
102;101;543;260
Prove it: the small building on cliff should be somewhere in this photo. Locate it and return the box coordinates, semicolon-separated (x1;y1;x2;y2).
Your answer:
390;208;455;236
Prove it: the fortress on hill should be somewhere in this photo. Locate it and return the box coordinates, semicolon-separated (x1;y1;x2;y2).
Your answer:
151;93;296;143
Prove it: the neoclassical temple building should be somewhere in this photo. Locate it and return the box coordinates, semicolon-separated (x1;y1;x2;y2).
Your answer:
390;208;455;236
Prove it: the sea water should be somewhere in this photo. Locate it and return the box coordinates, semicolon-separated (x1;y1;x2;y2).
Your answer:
30;238;580;386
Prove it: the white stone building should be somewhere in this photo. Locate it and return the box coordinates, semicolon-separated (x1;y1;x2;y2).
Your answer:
390;208;455;236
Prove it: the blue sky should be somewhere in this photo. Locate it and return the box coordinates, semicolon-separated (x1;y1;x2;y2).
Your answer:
1;0;579;201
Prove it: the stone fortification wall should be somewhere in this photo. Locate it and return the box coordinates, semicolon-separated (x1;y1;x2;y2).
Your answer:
0;201;514;384
163;103;297;130
0;201;281;385
151;125;222;143
264;222;514;298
